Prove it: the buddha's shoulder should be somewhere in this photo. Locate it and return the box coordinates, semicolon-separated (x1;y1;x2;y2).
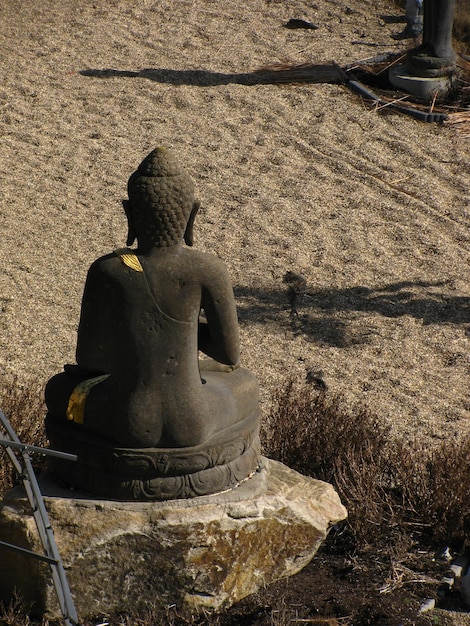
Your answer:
181;248;226;268
86;252;126;277
180;248;230;277
179;251;234;294
86;248;229;281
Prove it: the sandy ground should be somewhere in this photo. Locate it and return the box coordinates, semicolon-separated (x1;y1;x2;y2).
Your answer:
0;0;469;445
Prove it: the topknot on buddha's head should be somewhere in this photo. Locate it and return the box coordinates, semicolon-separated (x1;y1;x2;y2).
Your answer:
127;147;195;248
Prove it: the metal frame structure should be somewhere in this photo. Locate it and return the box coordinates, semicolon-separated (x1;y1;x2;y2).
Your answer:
0;409;79;625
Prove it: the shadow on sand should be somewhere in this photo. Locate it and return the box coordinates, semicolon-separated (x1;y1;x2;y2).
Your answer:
79;63;345;87
234;280;470;347
80;67;259;86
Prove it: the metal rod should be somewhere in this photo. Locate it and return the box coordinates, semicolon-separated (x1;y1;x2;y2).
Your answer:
346;77;449;123
0;438;77;462
0;539;58;564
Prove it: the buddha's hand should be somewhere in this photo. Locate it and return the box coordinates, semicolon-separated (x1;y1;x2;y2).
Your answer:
198;359;240;373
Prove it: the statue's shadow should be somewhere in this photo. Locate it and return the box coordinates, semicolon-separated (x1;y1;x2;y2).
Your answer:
80;63;346;86
80;67;266;87
234;280;470;348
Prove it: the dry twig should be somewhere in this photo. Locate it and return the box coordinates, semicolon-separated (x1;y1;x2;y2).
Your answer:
379;563;440;595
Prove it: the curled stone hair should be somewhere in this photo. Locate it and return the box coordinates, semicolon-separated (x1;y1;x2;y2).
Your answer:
127;147;195;248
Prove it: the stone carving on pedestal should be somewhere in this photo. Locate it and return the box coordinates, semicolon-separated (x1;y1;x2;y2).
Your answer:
389;0;457;99
45;147;261;500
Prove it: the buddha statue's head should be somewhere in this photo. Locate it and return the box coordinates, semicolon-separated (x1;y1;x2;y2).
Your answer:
125;147;199;249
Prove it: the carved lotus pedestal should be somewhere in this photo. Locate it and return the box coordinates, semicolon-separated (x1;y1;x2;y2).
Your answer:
0;458;347;621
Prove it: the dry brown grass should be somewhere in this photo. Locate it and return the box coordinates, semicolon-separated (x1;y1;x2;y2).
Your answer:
263;378;470;551
0;375;47;497
0;597;33;626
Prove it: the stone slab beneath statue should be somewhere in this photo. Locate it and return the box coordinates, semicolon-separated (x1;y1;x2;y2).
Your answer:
0;457;346;621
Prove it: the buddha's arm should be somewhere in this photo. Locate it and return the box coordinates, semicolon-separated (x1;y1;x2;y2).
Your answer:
75;259;124;375
198;260;240;366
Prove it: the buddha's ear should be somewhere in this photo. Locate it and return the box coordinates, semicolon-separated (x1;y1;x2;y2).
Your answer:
122;200;136;247
184;200;200;247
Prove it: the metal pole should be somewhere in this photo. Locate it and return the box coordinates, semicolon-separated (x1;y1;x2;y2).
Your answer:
0;410;79;625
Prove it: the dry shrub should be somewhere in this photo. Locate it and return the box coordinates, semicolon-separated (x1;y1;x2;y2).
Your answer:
0;375;47;497
263;378;470;550
389;437;470;545
83;606;221;626
0;591;38;625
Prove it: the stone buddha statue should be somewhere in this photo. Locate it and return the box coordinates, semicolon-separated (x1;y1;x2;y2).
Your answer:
45;147;261;500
